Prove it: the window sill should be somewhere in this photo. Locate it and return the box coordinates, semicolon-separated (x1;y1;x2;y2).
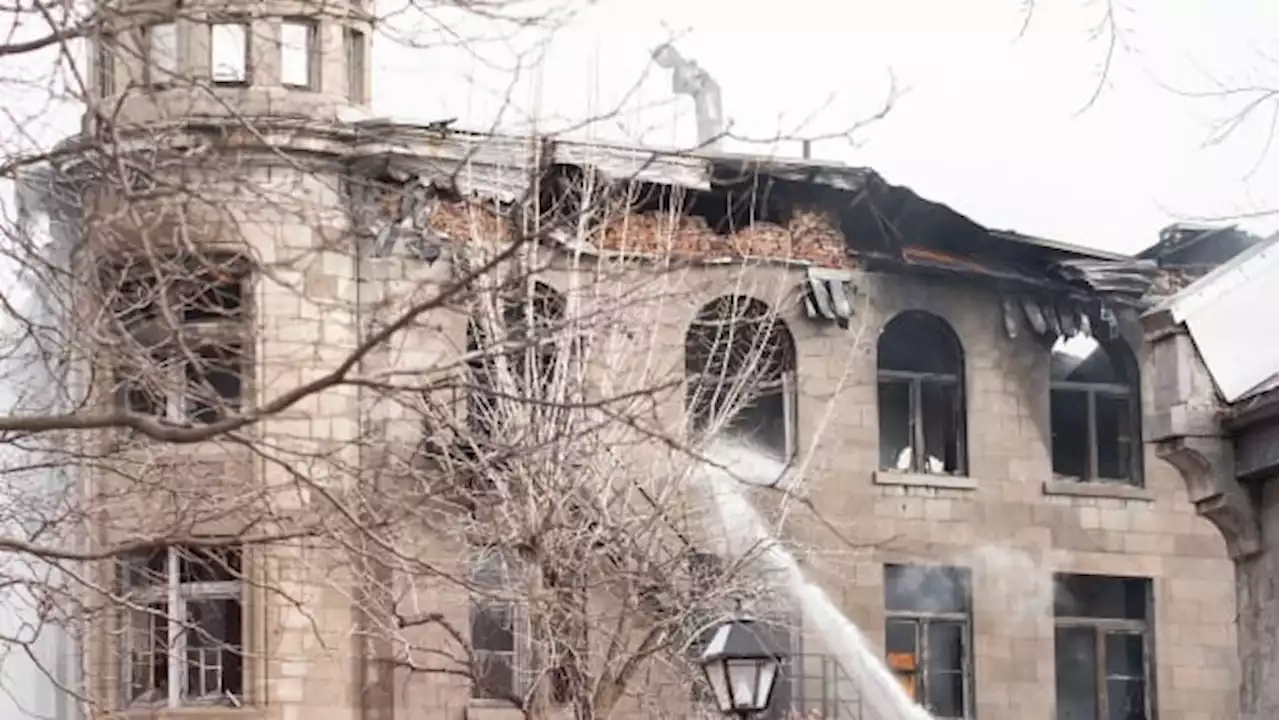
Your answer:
116;707;261;720
1042;479;1153;501
872;470;977;491
466;701;524;720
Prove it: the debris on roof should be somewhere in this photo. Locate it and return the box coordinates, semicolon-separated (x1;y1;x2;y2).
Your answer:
348;124;1199;338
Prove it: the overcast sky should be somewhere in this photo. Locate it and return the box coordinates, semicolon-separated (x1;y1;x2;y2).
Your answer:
374;0;1278;254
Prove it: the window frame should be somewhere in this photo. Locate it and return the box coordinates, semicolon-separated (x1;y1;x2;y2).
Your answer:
105;260;250;425
883;566;974;719
279;19;318;90
875;312;968;476
468;551;526;702
1050;365;1143;486
876;368;967;474
1052;575;1155;720
344;26;366;104
209;18;251;85
684;295;799;463
116;344;245;424
119;546;245;708
142;21;179;87
96;33;116;96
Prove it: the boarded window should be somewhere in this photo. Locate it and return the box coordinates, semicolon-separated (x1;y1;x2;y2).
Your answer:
877;312;966;475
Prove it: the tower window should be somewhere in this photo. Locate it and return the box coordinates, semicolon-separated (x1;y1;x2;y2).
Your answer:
97;35;116;95
345;28;366;104
144;23;179;85
280;20;317;89
119;545;244;708
210;21;249;84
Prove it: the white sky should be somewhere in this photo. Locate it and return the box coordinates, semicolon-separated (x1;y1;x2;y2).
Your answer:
374;0;1279;254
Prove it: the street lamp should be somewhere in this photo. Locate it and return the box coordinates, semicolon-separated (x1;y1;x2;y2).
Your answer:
697;616;784;718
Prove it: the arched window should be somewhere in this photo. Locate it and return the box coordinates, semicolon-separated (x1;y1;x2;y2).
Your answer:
877;312;967;475
466;282;567;437
1050;336;1142;485
685;295;798;461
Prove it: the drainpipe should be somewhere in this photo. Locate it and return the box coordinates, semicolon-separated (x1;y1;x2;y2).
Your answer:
651;43;724;151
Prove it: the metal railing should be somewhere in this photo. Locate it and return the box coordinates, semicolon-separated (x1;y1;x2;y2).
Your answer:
782;653;885;720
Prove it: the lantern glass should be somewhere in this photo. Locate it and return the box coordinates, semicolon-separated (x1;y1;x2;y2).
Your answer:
702;659;732;712
726;658;758;708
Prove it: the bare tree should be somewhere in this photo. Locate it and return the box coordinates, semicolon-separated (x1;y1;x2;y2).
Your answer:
0;1;899;718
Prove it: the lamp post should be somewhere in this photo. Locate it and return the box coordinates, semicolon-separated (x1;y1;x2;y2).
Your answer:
697;616;785;719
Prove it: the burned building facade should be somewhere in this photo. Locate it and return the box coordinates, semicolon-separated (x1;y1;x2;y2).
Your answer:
28;12;1249;720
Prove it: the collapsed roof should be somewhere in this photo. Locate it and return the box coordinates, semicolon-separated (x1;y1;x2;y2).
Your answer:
351;120;1167;344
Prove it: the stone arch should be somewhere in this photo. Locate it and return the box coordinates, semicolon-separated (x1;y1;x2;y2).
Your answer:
1049;336;1144;484
876;311;967;475
684;295;797;461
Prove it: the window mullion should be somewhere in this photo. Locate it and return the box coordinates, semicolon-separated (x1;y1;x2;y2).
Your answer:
1095;626;1108;720
1086;391;1098;481
166;548;182;707
917;619;929;707
910;379;925;472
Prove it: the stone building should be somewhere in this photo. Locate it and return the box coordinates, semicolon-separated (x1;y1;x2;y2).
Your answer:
1143;233;1278;720
23;6;1250;720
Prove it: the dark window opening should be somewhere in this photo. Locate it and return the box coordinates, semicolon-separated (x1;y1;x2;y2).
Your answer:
1050;338;1141;485
884;565;972;719
185;346;244;423
470;551;520;701
465;283;568;439
104;260;245;325
685;295;797;461
119;374;165;416
179;276;243;323
877;312;966;475
119;545;244;707
1053;574;1152;720
471;603;516;699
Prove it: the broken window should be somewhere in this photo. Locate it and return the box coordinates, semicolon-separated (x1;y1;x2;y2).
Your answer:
470;550;523;701
1050;336;1142;485
877;312;966;475
118;345;243;423
106;258;249;424
119;545;244;708
685;295;797;461
883;565;972;718
1053;574;1152;720
465;283;567;438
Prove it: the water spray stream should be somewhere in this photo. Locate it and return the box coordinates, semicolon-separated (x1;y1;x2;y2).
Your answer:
697;440;935;720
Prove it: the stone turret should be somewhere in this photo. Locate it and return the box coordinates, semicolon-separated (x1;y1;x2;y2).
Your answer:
86;0;373;130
